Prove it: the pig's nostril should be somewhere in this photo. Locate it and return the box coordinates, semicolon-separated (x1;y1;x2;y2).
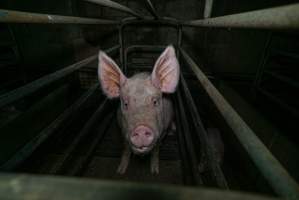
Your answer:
132;132;139;137
145;132;151;137
131;125;154;148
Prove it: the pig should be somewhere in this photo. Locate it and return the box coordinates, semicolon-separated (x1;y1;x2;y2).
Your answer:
98;45;180;174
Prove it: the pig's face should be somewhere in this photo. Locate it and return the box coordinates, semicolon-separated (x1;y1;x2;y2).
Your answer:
98;46;179;154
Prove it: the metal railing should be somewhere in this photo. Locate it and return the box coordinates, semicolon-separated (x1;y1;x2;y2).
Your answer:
179;47;299;199
0;9;119;24
0;1;299;199
183;3;299;30
0;45;119;108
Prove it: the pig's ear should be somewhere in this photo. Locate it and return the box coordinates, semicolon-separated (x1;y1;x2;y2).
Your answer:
98;51;126;98
151;45;180;93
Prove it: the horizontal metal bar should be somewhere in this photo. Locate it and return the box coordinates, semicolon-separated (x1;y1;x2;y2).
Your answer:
121;17;179;28
183;3;299;30
125;45;165;54
180;47;299;200
0;173;280;200
145;0;159;19
0;45;119;108
84;0;143;18
265;71;299;89
0;84;99;171
0;9;119;24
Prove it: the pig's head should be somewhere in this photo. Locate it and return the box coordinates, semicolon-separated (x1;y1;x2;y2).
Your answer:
98;45;179;154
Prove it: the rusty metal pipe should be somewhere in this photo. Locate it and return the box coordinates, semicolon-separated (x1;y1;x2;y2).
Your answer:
0;9;119;24
180;47;299;200
183;3;299;30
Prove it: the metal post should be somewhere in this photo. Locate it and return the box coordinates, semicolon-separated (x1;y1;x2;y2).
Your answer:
183;3;299;30
0;45;119;108
179;47;299;200
0;9;119;24
84;0;143;19
145;0;159;19
204;0;213;18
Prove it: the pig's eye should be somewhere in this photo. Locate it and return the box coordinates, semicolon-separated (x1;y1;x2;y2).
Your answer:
152;97;160;107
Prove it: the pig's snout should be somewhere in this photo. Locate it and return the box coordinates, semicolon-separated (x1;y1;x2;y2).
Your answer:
130;125;154;152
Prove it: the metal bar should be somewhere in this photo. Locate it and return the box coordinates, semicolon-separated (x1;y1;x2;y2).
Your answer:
121;17;179;27
51;99;109;174
180;75;228;189
119;27;125;71
176;90;203;185
145;0;159;19
253;33;272;89
183;3;299;30
0;173;280;200
204;0;213;18
124;45;166;70
0;45;119;108
84;0;143;18
258;87;299;118
173;96;199;185
180;47;299;200
0;9;119;24
0;84;99;171
265;71;299;89
70;112;113;176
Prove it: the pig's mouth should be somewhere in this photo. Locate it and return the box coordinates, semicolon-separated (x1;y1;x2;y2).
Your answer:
129;125;156;155
131;145;153;155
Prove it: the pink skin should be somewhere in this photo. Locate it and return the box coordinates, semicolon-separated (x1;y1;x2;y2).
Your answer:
98;45;180;174
131;125;154;153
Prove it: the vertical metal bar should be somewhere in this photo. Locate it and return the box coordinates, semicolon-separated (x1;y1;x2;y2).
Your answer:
253;32;273;89
204;0;214;18
84;0;143;18
177;26;182;58
180;47;299;200
0;9;119;24
119;26;125;72
145;0;159;19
